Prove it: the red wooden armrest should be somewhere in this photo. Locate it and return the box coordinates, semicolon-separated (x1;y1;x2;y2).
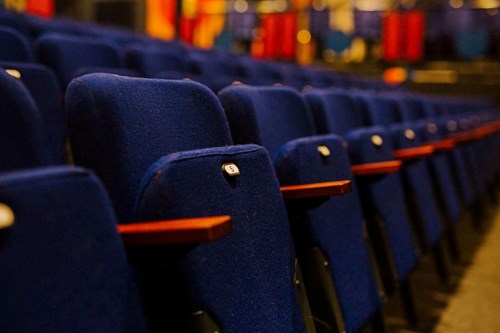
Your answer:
280;180;352;200
118;215;232;246
351;160;402;176
494;120;500;132
427;139;456;152
452;130;480;144
394;145;435;160
476;123;499;138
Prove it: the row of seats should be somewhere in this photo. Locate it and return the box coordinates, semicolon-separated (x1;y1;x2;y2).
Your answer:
1;9;499;333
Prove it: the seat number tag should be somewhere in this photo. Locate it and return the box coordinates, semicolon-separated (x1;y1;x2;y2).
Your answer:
0;203;14;230
317;145;331;157
222;163;240;176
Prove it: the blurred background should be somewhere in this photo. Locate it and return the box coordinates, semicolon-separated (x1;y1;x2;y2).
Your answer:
4;0;500;102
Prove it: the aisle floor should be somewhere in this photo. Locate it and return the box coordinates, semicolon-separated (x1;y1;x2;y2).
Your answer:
386;201;500;333
433;208;500;332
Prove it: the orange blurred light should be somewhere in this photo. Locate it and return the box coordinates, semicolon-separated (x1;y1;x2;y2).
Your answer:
384;67;408;85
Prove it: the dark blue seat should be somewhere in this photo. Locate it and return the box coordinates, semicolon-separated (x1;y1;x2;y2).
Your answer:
0;26;35;62
125;45;189;77
304;88;368;136
36;33;135;87
219;85;315;159
137;145;308;332
274;134;384;333
0;166;142;332
66;75;231;223
0;69;52;171
346;127;419;286
0;61;66;164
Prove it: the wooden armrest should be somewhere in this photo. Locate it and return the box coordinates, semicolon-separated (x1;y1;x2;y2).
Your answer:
476;124;499;138
494;120;500;132
352;160;402;176
118;215;232;246
427;139;456;152
280;180;352;200
452;130;480;144
394;145;435;160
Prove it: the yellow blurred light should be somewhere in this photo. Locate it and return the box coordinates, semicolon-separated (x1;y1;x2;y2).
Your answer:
183;0;198;17
412;70;458;84
450;0;464;9
274;0;288;12
475;0;499;8
234;0;248;13
297;29;312;44
355;0;387;11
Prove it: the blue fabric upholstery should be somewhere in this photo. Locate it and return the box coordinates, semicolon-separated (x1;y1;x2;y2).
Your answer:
66;74;232;223
0;69;52;171
415;121;461;222
36;33;124;86
346;127;419;281
362;95;403;126
124;45;189;77
389;124;443;246
237;58;283;84
0;166;138;332
219;85;315;159
137;145;306;332
274;134;383;333
437;119;476;206
0;61;66;164
304;89;367;136
0;26;35;62
0;10;31;36
189;54;238;77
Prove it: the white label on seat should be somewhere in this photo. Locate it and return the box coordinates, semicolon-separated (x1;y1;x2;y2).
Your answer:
222;163;240;176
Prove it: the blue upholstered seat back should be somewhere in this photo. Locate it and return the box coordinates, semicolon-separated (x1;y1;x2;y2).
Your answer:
0;61;66;164
0;167;135;332
346;127;419;281
0;26;34;62
304;89;367;136
437;119;476;206
274;134;383;333
125;45;189;77
389;124;443;246
363;95;403;126
137;145;306;332
0;69;52;171
219;85;315;158
36;33;123;86
416;121;461;222
66;74;232;223
387;94;424;122
0;10;31;36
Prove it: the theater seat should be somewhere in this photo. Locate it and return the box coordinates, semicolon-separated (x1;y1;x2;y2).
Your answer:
36;33;136;87
346;127;419;294
0;61;67;164
0;26;35;62
0;69;52;171
274;135;384;333
136;145;311;332
0;166;143;332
